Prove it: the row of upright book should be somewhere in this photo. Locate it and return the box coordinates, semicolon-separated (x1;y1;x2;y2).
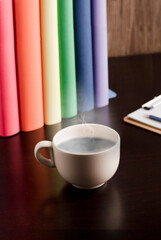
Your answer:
0;0;109;137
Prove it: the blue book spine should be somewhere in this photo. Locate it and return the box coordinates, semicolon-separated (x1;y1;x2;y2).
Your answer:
73;0;94;112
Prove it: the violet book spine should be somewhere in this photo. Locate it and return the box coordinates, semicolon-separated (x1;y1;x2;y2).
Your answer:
92;0;109;108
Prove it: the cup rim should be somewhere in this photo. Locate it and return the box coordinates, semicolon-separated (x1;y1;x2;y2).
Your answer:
53;123;120;156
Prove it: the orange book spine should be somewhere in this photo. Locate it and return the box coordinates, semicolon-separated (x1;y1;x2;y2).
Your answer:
14;0;44;131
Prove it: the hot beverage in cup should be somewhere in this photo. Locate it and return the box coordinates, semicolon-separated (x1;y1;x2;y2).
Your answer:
57;137;115;154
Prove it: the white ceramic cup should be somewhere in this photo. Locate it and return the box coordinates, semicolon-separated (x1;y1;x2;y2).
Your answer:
34;124;120;189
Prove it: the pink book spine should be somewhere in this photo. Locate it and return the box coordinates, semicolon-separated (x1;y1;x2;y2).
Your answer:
0;0;20;137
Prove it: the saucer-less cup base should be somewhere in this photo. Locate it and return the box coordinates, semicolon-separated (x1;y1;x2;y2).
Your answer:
34;124;120;189
73;182;105;189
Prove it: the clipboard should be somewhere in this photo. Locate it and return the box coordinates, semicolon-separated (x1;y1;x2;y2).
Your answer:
123;95;161;135
124;116;161;135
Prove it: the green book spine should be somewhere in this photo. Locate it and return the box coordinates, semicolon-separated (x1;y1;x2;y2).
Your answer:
58;0;77;118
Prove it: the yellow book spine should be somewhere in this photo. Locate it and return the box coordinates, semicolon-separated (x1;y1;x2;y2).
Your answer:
40;0;61;125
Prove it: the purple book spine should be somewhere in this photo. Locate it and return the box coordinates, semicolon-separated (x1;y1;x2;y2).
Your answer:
92;0;109;107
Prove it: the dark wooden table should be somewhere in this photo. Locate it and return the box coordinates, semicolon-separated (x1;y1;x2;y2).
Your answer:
0;54;161;239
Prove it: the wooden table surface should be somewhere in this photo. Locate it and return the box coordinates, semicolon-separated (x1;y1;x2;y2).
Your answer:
0;54;161;239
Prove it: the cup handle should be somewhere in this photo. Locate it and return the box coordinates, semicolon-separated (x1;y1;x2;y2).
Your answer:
34;140;55;168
